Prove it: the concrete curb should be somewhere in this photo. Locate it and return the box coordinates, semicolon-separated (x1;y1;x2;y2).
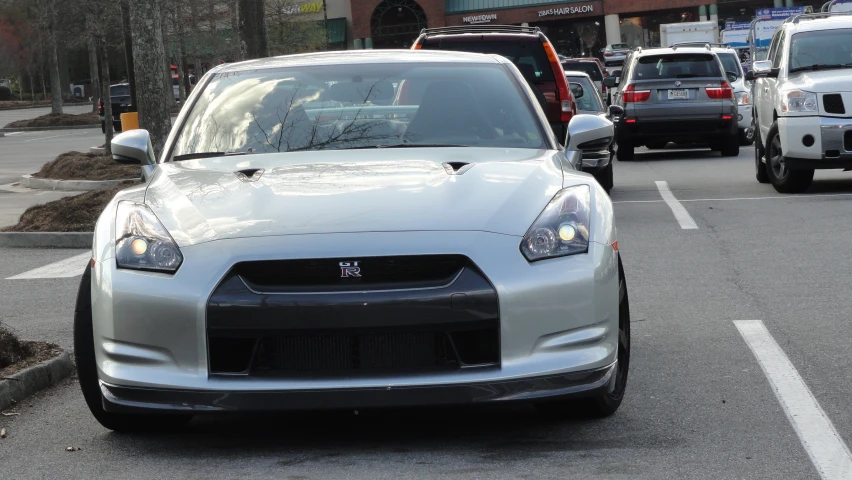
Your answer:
0;351;74;411
20;174;138;192
89;146;105;154
0;124;99;133
0;232;93;248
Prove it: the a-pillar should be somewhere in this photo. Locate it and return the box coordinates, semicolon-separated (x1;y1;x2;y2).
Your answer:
699;5;708;21
604;14;621;47
709;4;718;26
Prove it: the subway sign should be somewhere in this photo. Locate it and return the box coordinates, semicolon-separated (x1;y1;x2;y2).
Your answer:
538;4;595;17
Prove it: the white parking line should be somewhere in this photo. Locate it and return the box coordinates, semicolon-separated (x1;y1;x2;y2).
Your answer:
24;132;78;143
734;320;852;480
655;181;698;229
6;252;91;280
614;192;852;204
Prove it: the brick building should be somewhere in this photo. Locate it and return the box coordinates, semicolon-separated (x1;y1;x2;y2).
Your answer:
350;0;816;53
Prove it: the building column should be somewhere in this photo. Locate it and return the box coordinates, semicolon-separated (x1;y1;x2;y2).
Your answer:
354;38;363;49
709;4;718;26
365;38;373;49
699;5;708;21
784;0;793;6
604;14;621;47
773;0;783;7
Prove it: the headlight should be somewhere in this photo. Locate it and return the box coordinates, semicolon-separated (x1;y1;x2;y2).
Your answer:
782;90;817;113
115;201;183;272
521;185;591;262
735;91;750;105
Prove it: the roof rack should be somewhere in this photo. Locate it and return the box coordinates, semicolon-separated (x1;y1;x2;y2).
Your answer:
419;25;541;36
670;42;732;49
791;11;852;23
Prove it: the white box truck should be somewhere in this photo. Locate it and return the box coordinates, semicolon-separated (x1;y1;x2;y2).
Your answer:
659;21;720;48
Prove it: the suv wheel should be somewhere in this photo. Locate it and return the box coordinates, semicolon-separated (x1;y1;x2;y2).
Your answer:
739;127;755;146
754;121;769;184
593;161;614;193
720;134;740;157
645;141;667;150
616;140;634;161
75;265;193;432
765;122;813;194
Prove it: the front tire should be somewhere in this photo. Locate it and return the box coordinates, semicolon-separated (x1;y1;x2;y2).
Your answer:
593;160;614;193
755;121;769;184
616;140;634;161
765;122;813;193
645;141;667;150
739;127;755;146
535;256;630;418
74;265;192;432
720;134;740;157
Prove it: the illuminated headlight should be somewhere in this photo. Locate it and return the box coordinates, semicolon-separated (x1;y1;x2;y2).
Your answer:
521;185;591;261
782;90;817;113
735;91;750;105
115;201;183;272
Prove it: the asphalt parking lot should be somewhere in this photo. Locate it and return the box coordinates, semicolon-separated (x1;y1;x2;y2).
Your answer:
2;144;852;479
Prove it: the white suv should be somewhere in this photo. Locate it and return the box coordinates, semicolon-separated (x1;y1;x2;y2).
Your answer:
751;13;852;193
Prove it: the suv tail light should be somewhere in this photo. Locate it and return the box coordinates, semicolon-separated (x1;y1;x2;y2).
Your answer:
706;81;733;99
97;100;103;115
623;84;650;103
542;39;574;122
604;53;613;57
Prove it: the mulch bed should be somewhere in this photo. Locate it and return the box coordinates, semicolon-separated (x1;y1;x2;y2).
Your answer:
0;326;62;378
33;151;138;181
1;182;135;232
4;112;99;129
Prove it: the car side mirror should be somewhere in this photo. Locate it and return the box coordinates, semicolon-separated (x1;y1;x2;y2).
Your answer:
768;67;780;78
111;129;156;166
612;69;622;78
607;105;624;121
745;70;755;81
570;83;584;99
751;60;772;78
726;71;739;83
603;76;618;88
565;114;614;154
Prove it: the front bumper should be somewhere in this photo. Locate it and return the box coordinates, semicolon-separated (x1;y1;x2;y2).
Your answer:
90;231;620;411
100;362;616;413
737;103;752;131
779;116;852;166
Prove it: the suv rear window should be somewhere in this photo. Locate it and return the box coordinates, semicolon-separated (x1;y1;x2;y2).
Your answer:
110;85;130;97
420;39;554;81
633;54;721;79
561;62;602;81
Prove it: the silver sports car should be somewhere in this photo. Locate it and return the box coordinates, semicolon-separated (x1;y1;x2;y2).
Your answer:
74;50;630;431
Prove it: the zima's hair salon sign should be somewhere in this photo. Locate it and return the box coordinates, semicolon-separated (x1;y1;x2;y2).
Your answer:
538;4;594;17
462;13;498;23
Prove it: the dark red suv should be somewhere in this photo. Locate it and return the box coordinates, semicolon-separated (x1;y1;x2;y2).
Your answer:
412;26;576;143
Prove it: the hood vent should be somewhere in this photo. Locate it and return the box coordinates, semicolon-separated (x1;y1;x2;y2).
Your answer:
442;162;474;175
235;168;264;182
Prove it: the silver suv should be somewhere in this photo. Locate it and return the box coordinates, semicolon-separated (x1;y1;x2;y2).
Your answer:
604;46;739;161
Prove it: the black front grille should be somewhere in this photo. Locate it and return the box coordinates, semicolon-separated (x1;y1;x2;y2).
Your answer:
233;255;467;293
208;325;499;377
845;130;852;152
824;94;846;114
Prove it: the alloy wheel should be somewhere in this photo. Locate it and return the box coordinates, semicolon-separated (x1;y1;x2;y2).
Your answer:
769;135;786;179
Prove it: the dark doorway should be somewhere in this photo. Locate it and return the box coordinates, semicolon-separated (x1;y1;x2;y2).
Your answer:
370;0;428;49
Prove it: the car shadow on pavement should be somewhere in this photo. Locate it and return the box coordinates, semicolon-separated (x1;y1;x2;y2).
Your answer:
627;147;722;162
803;177;852;194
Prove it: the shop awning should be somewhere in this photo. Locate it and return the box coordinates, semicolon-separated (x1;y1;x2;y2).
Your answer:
327;17;347;44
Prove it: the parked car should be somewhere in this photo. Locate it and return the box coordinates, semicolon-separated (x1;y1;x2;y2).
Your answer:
566;70;623;192
412;25;576;143
172;74;197;102
670;42;755;145
604;46;739;160
750;13;852;193
603;43;631;66
561;58;608;99
98;83;132;133
0;79;11;101
75;50;630;432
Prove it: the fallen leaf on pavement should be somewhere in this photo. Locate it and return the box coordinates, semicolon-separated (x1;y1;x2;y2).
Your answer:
1;427;6;438
1;412;20;416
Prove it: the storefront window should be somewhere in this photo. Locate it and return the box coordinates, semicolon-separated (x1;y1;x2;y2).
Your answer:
532;19;604;58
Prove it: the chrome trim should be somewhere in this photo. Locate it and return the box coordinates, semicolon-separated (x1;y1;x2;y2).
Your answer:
236;267;466;296
819;117;852;153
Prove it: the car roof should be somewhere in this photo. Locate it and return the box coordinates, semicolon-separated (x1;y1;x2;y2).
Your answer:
634;47;718;56
213;50;507;74
564;71;594;80
785;15;852;33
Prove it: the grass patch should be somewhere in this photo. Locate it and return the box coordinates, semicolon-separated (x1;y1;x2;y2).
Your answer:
1;182;135;232
0;325;62;377
4;111;99;128
33;151;138;181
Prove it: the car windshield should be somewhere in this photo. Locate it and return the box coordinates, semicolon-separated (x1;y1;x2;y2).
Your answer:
717;52;741;76
170;62;546;158
633;54;722;79
420;40;555;82
110;85;130;97
568;78;603;113
562;62;602;81
611;44;629;50
789;29;852;71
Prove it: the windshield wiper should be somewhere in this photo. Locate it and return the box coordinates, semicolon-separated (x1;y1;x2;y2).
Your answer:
376;144;469;149
789;63;852;73
173;151;252;161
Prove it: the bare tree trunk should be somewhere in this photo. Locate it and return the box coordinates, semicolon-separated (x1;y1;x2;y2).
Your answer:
120;0;138;111
100;35;114;154
129;0;172;158
87;33;100;113
229;0;240;60
47;3;63;115
239;0;267;59
174;4;187;103
29;71;35;101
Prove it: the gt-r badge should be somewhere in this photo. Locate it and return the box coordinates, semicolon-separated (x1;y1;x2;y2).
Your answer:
340;261;361;278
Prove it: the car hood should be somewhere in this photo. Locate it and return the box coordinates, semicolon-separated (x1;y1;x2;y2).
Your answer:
784;70;852;93
143;148;571;246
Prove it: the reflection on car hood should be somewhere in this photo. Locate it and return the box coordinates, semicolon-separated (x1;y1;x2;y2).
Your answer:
784;70;852;93
144;148;572;246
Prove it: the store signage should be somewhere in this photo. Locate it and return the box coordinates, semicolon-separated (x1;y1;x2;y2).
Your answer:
724;21;751;31
282;2;323;14
538;4;595;17
754;6;812;19
463;13;497;23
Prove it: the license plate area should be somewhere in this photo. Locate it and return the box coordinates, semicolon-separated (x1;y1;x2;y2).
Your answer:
668;89;689;100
